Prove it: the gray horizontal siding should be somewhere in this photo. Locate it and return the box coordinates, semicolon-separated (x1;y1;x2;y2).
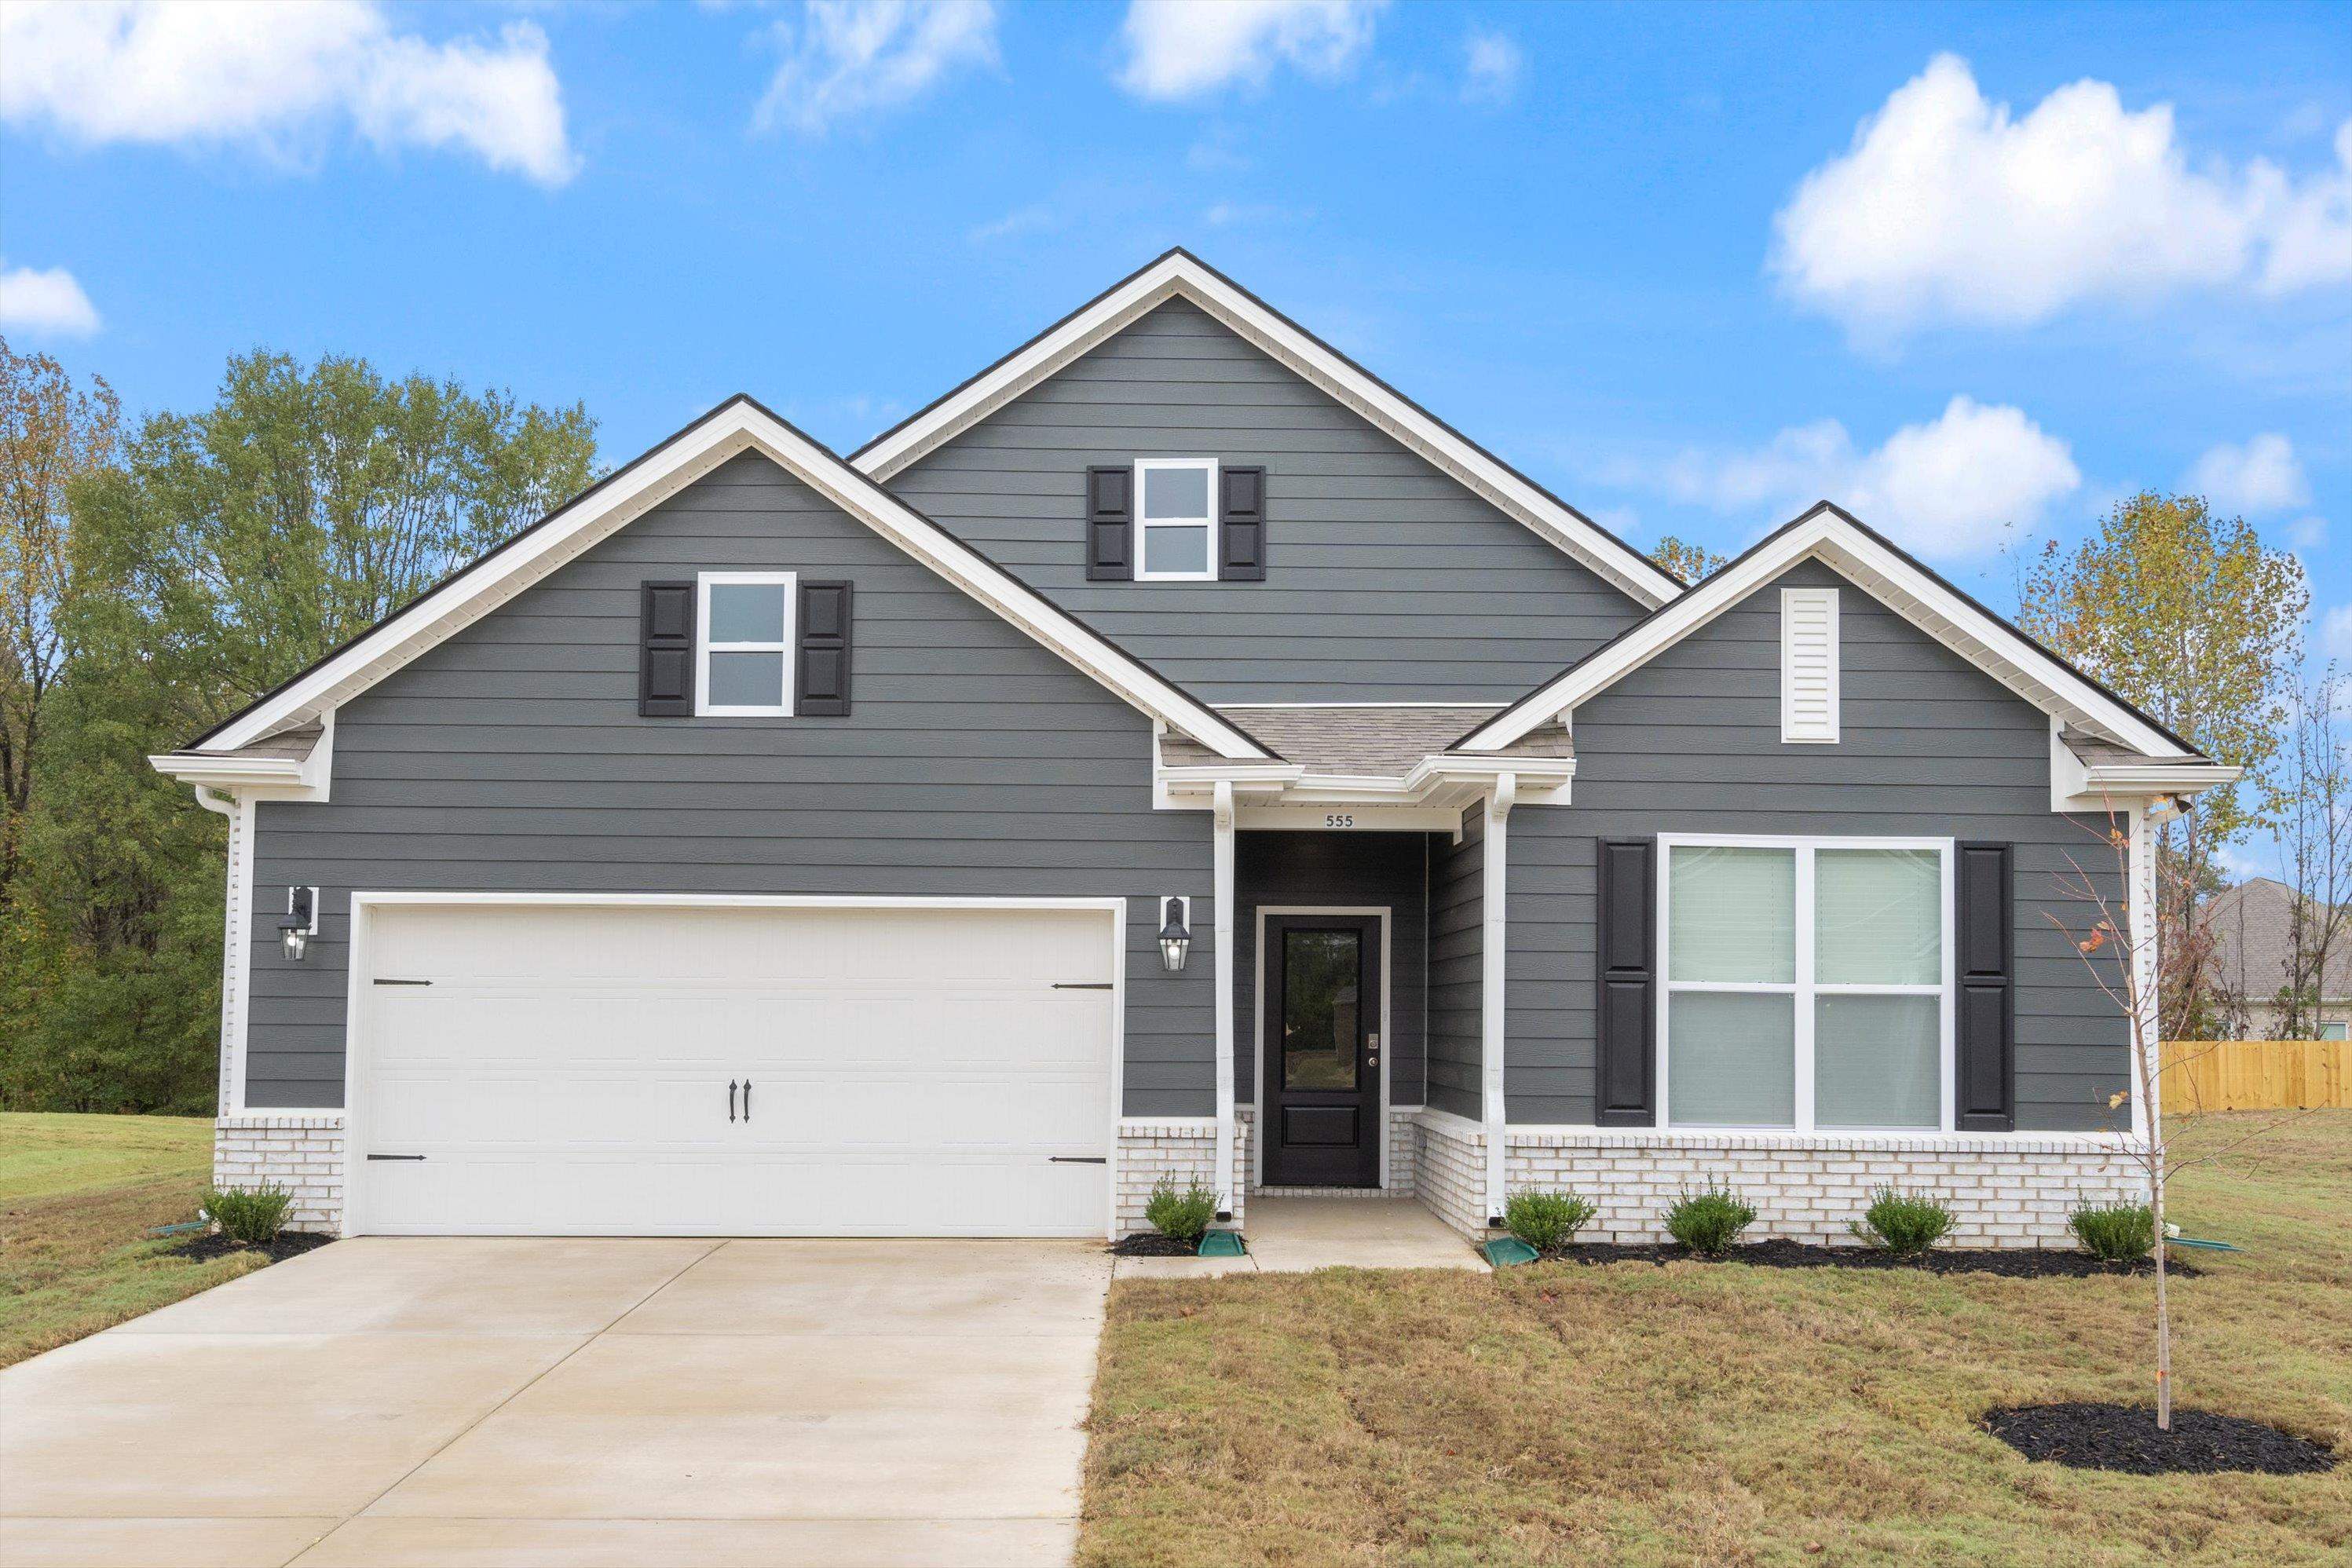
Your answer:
1426;806;1484;1120
1232;832;1429;1109
1508;558;2128;1132
243;452;1216;1114
887;299;1644;702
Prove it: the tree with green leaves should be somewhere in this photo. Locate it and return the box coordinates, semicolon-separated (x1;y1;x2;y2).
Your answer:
1649;535;1725;583
0;351;596;1112
2017;492;2306;1039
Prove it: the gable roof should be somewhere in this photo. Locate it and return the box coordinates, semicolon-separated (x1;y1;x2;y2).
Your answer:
2208;878;2352;1005
183;396;1276;762
1454;501;2206;761
1158;704;1571;780
848;248;1684;609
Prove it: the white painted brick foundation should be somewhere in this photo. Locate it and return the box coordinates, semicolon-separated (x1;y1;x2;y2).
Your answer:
1116;1118;1251;1237
213;1115;345;1234
1413;1112;2146;1248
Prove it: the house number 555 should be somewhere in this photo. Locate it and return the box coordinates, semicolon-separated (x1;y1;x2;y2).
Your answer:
1324;813;1355;828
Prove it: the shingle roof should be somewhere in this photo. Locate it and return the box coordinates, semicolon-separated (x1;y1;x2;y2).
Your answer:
2208;877;2352;1004
227;723;324;762
1159;705;1572;778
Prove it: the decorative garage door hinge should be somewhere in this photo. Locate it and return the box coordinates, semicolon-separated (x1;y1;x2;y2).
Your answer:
1051;981;1113;989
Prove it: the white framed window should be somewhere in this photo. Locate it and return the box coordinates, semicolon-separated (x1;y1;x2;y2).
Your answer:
1133;458;1219;581
695;571;796;717
1658;835;1953;1132
2321;1021;2348;1042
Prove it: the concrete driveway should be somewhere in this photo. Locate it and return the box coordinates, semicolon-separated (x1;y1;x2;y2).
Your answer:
0;1237;1110;1567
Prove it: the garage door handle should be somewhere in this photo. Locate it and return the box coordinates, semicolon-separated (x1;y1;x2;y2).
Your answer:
742;1080;752;1122
729;1080;737;1123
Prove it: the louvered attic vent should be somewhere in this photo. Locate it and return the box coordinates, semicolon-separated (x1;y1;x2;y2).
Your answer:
1780;587;1840;743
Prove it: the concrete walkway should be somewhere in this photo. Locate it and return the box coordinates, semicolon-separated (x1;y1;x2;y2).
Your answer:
1112;1197;1488;1279
0;1237;1109;1568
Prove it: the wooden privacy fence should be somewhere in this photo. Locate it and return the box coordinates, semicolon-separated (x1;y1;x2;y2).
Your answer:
2160;1040;2350;1112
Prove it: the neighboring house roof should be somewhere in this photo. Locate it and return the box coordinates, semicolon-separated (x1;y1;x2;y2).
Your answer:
847;248;1684;610
1159;704;1574;780
1455;501;2218;765
176;397;1277;763
2208;877;2352;1004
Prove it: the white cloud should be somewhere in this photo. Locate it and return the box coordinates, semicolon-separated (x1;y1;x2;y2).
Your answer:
2187;433;2312;516
0;262;101;336
755;0;997;135
2323;603;2352;663
2290;515;2328;550
1461;29;1520;105
968;203;1054;243
1118;0;1381;101
1771;54;2352;336
1636;396;2080;559
0;0;576;185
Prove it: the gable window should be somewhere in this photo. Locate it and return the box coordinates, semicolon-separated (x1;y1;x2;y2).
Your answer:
696;572;796;716
1134;458;1219;581
1659;835;1951;1131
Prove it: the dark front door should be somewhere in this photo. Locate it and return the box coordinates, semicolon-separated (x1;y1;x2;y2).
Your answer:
1262;915;1381;1186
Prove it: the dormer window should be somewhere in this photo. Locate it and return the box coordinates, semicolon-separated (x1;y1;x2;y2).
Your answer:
1134;459;1219;581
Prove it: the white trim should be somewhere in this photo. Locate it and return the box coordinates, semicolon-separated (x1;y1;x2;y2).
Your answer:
1780;586;1839;744
1132;458;1219;583
1481;776;1515;1223
1655;835;1955;1136
338;891;1129;1242
2128;804;2158;1143
192;789;255;1116
848;251;1681;608
1462;504;2197;759
1211;782;1237;1212
1250;905;1395;1192
183;399;1271;762
694;571;796;717
1216;701;1508;711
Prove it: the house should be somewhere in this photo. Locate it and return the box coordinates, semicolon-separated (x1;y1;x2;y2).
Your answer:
2208;877;2352;1040
148;250;2237;1248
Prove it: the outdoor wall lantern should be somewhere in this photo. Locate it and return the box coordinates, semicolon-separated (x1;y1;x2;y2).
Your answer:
278;886;319;961
1158;896;1192;973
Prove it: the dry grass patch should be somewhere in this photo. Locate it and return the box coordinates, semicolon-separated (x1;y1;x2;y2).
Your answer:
0;1112;271;1366
1081;1113;2351;1566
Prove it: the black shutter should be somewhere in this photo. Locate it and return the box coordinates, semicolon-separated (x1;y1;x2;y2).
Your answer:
1955;842;2015;1131
1595;838;1658;1126
640;580;694;717
796;580;852;716
1220;465;1266;580
1085;466;1132;581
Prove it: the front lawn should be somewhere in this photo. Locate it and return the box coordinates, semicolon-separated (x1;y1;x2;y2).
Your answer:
0;1112;273;1367
1081;1112;2350;1566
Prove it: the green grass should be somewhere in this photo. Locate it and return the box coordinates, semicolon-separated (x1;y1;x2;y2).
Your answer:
0;1112;275;1367
1080;1112;2352;1567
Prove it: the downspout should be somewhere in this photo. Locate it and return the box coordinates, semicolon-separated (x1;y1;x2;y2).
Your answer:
1482;772;1516;1227
190;785;248;1118
1212;780;1238;1219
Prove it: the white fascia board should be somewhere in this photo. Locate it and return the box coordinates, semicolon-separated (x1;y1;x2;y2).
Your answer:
850;252;1681;609
1461;506;2194;759
193;401;1270;763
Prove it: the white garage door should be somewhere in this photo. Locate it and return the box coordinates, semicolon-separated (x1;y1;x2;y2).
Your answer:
348;901;1117;1237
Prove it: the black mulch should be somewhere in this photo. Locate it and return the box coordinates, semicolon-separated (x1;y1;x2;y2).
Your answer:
1108;1234;1213;1257
166;1231;335;1265
1984;1402;2337;1475
1523;1237;2197;1278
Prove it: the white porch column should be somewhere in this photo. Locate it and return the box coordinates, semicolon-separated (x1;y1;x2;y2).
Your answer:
2128;802;2160;1144
1212;780;1238;1216
192;787;253;1117
1481;773;1516;1226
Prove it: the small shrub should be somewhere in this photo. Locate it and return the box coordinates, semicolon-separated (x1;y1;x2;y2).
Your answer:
1849;1186;1957;1259
1505;1190;1598;1252
1663;1183;1757;1255
1143;1176;1218;1244
204;1185;294;1247
2070;1201;2155;1262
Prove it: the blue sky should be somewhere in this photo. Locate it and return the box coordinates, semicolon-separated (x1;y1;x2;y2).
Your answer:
3;0;2347;631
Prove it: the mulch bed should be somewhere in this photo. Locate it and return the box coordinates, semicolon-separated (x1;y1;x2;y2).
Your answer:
166;1231;335;1265
1984;1402;2337;1475
1525;1237;2196;1278
1108;1234;1213;1257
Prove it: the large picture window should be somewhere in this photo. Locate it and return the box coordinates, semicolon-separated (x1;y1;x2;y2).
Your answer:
1661;837;1951;1131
